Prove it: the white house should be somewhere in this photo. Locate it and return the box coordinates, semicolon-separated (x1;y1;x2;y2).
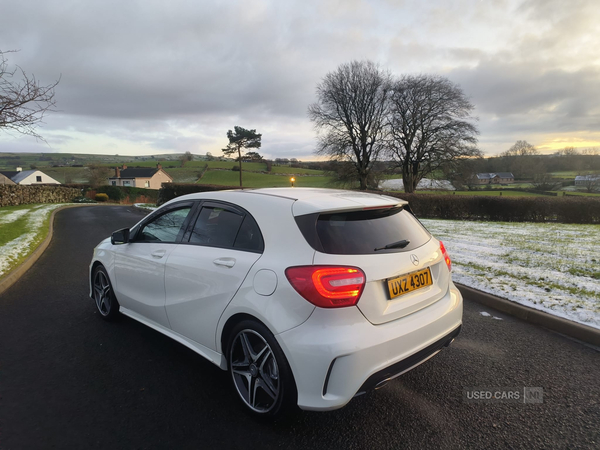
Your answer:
0;167;61;185
575;174;600;186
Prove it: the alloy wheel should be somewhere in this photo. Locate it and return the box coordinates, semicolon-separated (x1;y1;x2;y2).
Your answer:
229;329;280;413
93;269;112;316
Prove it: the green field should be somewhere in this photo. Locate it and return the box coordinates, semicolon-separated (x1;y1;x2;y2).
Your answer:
39;167;92;184
269;165;326;175
107;160;182;169
199;170;334;188
162;168;204;183
550;171;579;178
562;191;600;197
205;161;267;171
481;182;533;189
2;152;597;197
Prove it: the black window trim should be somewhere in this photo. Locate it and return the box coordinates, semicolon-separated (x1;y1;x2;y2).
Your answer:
181;200;264;254
130;200;198;244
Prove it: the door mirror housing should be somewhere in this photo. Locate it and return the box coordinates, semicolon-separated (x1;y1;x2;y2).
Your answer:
111;228;130;245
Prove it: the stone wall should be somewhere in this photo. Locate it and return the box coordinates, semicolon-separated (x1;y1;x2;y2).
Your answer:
0;185;81;207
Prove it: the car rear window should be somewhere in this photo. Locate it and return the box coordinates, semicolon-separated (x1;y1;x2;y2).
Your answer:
296;207;431;255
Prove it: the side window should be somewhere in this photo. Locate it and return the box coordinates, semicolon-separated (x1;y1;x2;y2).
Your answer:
233;215;263;252
138;207;192;243
189;207;244;247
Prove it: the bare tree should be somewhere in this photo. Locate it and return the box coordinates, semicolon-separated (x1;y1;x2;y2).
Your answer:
586;177;600;193
179;151;193;167
444;157;484;191
501;140;538;157
387;75;480;193
578;173;600;193
87;164;110;188
222;126;262;187
555;146;579;156
0;50;59;140
499;140;540;179
531;173;561;191
308;61;392;190
581;147;599;156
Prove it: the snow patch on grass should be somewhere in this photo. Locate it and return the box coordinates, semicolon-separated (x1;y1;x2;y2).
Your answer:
423;219;600;329
380;178;455;191
0;204;66;278
0;208;32;224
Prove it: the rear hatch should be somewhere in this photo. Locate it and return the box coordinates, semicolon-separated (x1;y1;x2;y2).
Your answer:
294;199;451;325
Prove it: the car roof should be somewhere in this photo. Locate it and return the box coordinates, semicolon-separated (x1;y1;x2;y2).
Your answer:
173;188;407;216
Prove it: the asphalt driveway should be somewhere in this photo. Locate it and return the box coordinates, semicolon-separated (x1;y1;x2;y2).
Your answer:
0;205;598;449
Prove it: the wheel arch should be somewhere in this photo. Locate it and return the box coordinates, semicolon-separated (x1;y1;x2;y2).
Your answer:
89;260;104;297
89;260;117;299
221;312;299;414
220;313;268;358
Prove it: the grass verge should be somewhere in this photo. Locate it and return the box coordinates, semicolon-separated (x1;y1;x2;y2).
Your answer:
0;204;64;279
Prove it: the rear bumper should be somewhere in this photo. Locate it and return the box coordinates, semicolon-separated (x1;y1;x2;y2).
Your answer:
276;282;463;411
356;324;461;393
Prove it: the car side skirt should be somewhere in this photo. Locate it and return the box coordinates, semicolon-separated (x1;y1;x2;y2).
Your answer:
119;307;227;369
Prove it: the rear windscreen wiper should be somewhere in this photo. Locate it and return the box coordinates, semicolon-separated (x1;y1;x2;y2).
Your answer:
374;239;410;251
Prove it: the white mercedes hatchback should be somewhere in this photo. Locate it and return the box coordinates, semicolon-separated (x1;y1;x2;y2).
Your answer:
89;188;462;416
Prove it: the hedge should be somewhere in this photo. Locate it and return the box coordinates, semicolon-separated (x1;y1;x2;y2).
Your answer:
387;193;600;224
64;184;160;204
0;185;81;207
157;183;240;205
157;184;600;224
95;185;159;203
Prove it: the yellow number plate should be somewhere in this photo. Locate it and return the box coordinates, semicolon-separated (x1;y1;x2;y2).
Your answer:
387;267;433;299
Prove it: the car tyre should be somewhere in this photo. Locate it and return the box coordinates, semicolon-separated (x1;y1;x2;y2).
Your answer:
227;320;297;418
92;265;120;321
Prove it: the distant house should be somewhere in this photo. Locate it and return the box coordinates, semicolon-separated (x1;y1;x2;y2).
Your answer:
0;173;16;185
575;175;600;186
475;172;514;185
0;167;61;185
108;164;173;190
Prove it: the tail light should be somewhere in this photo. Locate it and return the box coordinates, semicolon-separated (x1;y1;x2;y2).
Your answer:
285;266;366;308
440;241;452;272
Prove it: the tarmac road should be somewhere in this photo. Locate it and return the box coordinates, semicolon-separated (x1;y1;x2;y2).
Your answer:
0;205;598;449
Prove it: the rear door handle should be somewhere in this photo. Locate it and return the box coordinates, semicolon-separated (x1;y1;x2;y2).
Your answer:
151;250;167;259
213;257;236;268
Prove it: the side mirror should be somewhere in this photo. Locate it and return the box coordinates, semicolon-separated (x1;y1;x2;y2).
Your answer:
111;228;130;245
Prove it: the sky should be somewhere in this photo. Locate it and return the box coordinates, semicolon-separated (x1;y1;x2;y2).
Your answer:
1;0;599;159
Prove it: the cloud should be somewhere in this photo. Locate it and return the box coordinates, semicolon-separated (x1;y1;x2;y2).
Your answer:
1;0;600;157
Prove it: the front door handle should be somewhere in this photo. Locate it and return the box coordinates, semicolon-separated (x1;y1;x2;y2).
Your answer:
151;250;167;259
213;257;236;268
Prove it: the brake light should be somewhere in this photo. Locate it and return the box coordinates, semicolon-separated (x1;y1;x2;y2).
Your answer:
285;266;366;308
440;241;452;272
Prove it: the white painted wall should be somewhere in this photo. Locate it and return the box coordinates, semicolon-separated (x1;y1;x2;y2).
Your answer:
16;171;61;185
